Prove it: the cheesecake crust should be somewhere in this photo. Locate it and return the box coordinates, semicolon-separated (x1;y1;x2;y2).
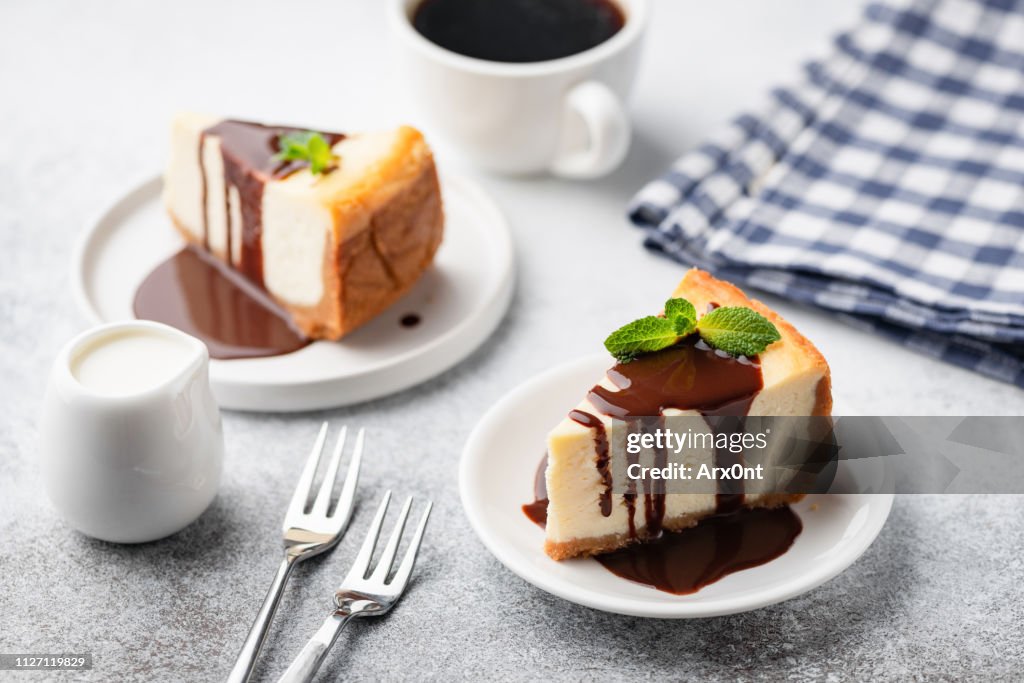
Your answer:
673;268;832;415
290;159;443;339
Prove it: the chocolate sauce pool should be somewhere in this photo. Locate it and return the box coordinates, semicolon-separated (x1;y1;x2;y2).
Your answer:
595;507;802;595
523;454;803;595
133;246;310;359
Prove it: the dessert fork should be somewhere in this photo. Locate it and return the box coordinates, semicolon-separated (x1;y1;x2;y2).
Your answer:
278;491;432;683
226;423;363;683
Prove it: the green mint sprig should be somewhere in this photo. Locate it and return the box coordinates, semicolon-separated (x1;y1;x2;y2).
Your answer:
276;131;338;175
603;297;780;362
696;306;782;358
603;316;681;361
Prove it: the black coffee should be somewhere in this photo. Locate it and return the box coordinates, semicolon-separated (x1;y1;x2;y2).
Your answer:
412;0;625;63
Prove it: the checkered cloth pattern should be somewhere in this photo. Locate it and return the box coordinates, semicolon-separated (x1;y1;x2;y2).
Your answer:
629;0;1024;388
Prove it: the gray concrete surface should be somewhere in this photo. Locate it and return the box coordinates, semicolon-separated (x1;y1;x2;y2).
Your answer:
1;1;1022;680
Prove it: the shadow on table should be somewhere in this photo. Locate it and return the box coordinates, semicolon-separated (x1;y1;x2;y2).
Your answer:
70;493;253;564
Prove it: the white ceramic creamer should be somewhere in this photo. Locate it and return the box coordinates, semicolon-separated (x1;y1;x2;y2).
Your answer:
40;321;224;543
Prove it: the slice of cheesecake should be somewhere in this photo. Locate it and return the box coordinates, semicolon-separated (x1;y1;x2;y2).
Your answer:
163;112;444;340
544;269;831;560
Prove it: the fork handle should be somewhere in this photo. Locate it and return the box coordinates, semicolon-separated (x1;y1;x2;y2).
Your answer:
277;611;354;683
226;556;297;683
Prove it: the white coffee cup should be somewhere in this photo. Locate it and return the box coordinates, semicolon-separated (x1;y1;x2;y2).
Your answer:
40;321;224;543
389;0;648;178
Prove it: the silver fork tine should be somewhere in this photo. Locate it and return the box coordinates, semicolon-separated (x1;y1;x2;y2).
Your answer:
330;428;364;520
388;501;432;591
310;426;347;517
370;496;413;582
279;497;432;683
231;422;364;683
286;422;328;519
347;490;392;581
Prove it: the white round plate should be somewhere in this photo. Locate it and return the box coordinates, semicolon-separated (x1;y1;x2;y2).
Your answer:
73;173;515;412
460;354;894;618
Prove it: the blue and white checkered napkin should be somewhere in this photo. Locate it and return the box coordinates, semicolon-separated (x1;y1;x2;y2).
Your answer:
629;0;1024;388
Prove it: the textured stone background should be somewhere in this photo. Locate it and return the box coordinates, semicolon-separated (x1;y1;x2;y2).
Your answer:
1;1;1022;681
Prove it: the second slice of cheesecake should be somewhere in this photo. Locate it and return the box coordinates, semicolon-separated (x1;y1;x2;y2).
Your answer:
163;112;444;340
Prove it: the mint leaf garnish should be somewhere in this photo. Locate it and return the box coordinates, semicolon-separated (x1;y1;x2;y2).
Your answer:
674;315;696;337
664;298;696;328
603;295;781;362
276;131;338;175
604;316;680;362
695;306;781;357
604;298;701;361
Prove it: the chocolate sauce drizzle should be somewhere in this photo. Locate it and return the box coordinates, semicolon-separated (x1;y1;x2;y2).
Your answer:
586;335;763;535
569;410;612;517
198;121;345;286
522;454;550;528
594;506;803;595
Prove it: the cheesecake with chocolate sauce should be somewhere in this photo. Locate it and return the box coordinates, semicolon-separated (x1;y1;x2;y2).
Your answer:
543;269;831;561
162;113;443;340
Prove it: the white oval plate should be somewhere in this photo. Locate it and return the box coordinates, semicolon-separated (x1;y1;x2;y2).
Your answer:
73;173;515;412
460;354;894;618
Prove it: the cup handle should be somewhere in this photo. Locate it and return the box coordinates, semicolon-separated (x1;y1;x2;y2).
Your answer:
549;80;631;179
